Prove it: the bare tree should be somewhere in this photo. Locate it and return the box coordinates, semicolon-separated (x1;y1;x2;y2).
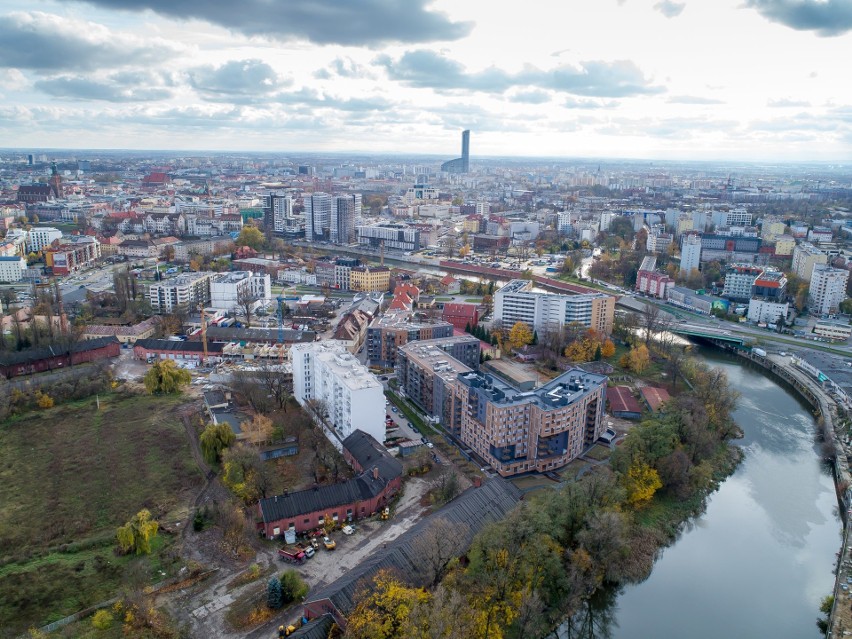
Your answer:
413;519;467;588
638;301;664;347
236;285;259;329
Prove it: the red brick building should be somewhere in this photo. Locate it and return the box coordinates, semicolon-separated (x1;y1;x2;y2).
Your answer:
0;337;120;379
442;302;479;331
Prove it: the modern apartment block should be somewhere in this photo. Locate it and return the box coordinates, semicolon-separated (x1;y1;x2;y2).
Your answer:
356;223;420;253
264;192;302;236
26;226;63;252
792;242;828;281
367;312;454;368
635;256;673;299
494;279;614;334
149;272;213;314
291;340;385;444
452;368;607;477
396;335;481;431
808;265;849;316
209;271;272;313
331;194;361;245
722;264;763;302
680;233;701;274
304;192;333;243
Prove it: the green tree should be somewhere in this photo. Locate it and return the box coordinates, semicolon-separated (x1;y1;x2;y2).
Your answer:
236;225;265;251
91;609;114;630
143;359;192;394
200;422;236;464
280;569;309;604
116;509;159;555
623;461;662;507
267;576;283;609
839;298;852;315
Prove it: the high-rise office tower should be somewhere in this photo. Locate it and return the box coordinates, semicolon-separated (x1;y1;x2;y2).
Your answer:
331;194;361;245
441;130;470;173
304;192;332;242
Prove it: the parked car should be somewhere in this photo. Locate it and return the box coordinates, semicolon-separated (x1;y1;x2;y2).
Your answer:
323;535;336;550
341;525;354;535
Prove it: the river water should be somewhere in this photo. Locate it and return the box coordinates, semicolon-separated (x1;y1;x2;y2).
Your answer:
558;353;842;638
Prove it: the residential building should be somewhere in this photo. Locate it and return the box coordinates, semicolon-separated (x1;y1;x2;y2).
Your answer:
751;269;787;300
0;255;26;282
305;192;333;242
747;298;789;324
646;231;673;254
808;226;834;244
264;192;302;235
367;312;454;368
349;265;390;292
792;242;827;281
722;264;763;302
333;310;371;353
210;271;272;313
494;279;615;335
452;368;607;477
291;340;385;444
698;233;761;263
118;239;158;258
26;227;62;253
635;256;673;299
44;237;100;275
774;235;796;256
331;194;361;245
148;271;213;314
357;224;420;253
680;233;701;275
442;303;479;331
808;265;849;316
396;335;480;429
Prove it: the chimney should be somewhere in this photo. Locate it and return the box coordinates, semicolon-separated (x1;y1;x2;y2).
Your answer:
372;467;379;480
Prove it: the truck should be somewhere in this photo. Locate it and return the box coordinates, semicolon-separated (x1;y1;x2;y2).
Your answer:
753;348;767;357
278;547;307;564
296;542;315;558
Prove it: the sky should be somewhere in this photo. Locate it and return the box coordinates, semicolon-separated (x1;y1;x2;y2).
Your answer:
0;0;851;161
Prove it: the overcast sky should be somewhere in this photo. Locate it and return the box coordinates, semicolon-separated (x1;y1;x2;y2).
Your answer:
1;0;850;160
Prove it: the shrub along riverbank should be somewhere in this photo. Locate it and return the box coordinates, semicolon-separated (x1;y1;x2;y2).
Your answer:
342;359;743;639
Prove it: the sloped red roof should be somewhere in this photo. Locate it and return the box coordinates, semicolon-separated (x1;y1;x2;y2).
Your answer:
442;303;478;319
388;292;413;311
608;386;642;414
640;386;671;412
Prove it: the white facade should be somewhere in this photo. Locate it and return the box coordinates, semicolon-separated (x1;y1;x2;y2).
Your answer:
26;227;62;252
808;265;849;316
210;271;272;313
680;234;701;275
494;279;612;334
149;272;213;313
814;321;852;340
747;298;789;324
305;192;332;242
291;340;385;444
0;256;25;282
357;224;420;252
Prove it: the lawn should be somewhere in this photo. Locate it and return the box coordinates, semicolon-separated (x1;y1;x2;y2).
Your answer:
583;444;613;462
0;392;203;636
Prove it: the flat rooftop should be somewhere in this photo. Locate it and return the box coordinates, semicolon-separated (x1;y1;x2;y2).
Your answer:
458;367;606;410
399;338;474;384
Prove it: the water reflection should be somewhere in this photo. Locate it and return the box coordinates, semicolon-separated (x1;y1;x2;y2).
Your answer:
552;588;620;639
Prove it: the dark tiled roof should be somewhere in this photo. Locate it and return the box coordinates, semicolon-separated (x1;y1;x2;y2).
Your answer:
304;479;522;617
289;614;334;638
201;326;317;344
0;336;118;367
134;339;225;354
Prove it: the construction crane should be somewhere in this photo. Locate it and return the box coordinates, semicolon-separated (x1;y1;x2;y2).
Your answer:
276;296;285;361
380;239;385;266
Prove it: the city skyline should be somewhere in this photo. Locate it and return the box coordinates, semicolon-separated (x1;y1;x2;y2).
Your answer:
1;0;851;161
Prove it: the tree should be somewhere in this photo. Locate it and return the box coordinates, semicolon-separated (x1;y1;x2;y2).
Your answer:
200;422;236;464
222;443;273;503
267;577;283;609
237;284;260;329
412;519;466;588
601;339;616;358
143;359;191;394
623;461;662;507
508;321;533;351
116;509;159;555
91;610;114;630
280;569;309;604
241;414;274;447
627;344;651;373
840;298;852;315
344;569;431;639
236;225;265;251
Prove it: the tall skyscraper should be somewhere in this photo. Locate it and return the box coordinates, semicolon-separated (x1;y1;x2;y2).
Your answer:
441;130;470;173
264;192;302;236
304;192;332;242
331;194;361;245
680;233;701;275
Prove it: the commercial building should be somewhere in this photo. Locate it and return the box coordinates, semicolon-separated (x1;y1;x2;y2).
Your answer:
367;312;454;368
814;321;852;341
808;265;849;316
751;269;787;300
305;192;333;243
210;271;272;313
396;335;481;429
792;242;827;281
440;129;470;174
666;286;714;315
722;264;763;302
349;265;390;292
330;194;361;245
357;224;420;253
0;255;26;282
148;271;213;314
291;341;385;444
44;237;100;275
747;298;789;324
698;233;761;263
680;233;701;275
494;279;614;335
452;368;607;477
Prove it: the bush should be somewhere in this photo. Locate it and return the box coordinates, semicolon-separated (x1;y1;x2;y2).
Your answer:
280;570;308;604
91;609;113;630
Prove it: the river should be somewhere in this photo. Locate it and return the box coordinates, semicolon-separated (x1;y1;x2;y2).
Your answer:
558;352;842;638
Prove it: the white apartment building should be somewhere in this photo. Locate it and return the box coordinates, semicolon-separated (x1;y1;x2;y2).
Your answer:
792;242;827;281
149;272;213;314
711;208;752;228
291;340;385;444
305;192;332;242
210;271;272;313
808;265;849;316
747;299;789;324
647;232;673;254
680;234;701;275
0;256;26;282
357;224;420;252
494;279;614;334
26;227;62;252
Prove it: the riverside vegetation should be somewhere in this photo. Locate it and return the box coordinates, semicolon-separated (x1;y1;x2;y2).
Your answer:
342;359;742;639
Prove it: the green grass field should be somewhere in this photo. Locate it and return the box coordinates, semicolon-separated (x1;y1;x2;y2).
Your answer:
0;393;202;636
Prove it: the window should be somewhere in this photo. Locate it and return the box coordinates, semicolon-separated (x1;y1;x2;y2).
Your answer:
303;518;309;524
273;527;280;536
